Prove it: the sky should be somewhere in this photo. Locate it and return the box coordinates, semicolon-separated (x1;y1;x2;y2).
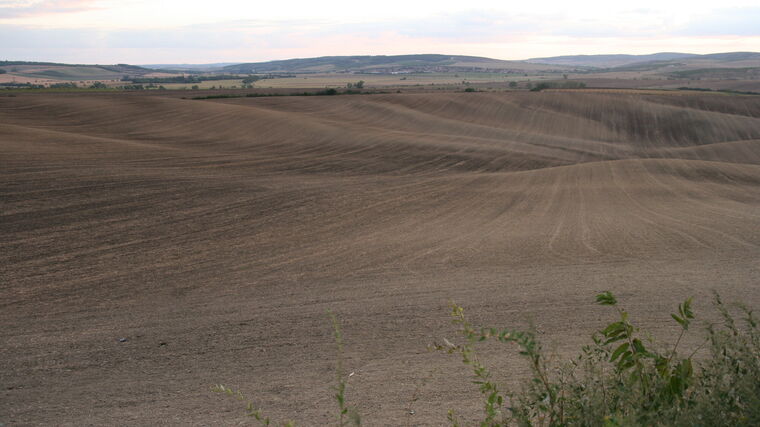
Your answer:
1;0;759;64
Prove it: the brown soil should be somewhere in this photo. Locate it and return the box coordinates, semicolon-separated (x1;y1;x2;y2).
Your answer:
2;91;759;426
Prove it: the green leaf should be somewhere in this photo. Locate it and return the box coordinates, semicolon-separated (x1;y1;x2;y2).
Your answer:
602;322;626;337
671;313;685;327
632;338;647;355
610;343;630;362
682;298;694;319
596;291;618;306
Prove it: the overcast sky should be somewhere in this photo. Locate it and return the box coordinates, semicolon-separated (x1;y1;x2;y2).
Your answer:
1;0;759;64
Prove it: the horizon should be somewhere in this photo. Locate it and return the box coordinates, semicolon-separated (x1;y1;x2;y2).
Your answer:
3;50;758;67
2;1;759;64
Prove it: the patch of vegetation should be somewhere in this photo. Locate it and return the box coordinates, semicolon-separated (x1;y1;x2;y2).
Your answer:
127;74;240;84
530;81;587;91
127;74;295;84
669;67;760;80
676;87;760;95
609;60;684;72
191;88;368;100
215;291;759;425
49;82;79;89
0;82;44;89
0;60;70;66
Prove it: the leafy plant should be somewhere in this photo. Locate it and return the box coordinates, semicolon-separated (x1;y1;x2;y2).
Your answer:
437;291;758;426
213;291;759;426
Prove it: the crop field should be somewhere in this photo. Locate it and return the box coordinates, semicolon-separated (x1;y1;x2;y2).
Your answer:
254;72;540;88
0;65;125;81
1;90;759;425
159;79;246;89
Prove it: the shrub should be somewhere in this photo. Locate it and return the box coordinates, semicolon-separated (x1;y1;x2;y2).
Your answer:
214;291;759;426
437;292;760;426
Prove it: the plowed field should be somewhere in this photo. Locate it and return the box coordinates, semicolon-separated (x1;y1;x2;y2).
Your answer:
2;91;759;425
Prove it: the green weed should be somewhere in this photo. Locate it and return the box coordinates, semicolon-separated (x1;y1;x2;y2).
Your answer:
214;291;759;426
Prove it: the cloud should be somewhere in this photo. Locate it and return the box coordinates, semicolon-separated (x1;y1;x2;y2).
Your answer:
678;7;760;36
0;0;100;18
2;4;760;63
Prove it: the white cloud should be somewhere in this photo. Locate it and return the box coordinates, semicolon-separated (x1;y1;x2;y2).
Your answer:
1;2;758;63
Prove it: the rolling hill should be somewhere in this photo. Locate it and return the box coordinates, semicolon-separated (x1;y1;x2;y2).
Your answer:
2;89;759;425
221;54;574;73
0;62;162;84
527;51;760;69
526;52;699;68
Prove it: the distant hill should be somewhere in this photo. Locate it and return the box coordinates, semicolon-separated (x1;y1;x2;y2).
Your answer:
526;53;699;68
222;54;573;73
699;52;760;61
141;63;241;72
0;62;157;83
4;52;760;87
527;52;760;69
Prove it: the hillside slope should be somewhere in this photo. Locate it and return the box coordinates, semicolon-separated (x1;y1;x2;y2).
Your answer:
2;91;759;425
222;54;573;73
528;51;760;69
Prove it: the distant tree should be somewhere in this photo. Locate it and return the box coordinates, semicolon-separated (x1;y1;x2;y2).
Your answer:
0;69;6;74
89;81;107;89
191;85;200;90
355;80;365;89
508;81;517;88
346;82;353;88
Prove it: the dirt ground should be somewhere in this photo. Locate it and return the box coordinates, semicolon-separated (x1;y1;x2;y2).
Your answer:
1;90;759;426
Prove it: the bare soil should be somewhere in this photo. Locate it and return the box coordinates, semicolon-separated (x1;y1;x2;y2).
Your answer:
2;91;759;425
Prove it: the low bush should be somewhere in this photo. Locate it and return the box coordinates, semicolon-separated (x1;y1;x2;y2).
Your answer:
437;291;759;426
214;291;759;426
